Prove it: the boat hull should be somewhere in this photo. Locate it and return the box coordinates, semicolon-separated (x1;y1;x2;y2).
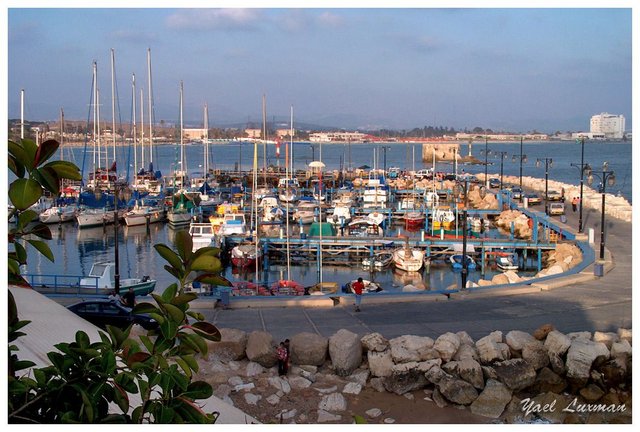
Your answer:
393;248;425;272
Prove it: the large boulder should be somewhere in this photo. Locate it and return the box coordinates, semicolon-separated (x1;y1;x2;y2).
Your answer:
610;340;632;359
493;358;536;391
437;376;479;405
433;332;461;362
522;340;549;370
367;349;394;378
382;362;428;395
290;332;328;366
565;339;610;387
245;331;277;367
208;328;247;361
389;335;435;363
533;367;567;394
457;358;485;390
470;379;512;418
544;330;572;357
361;332;389;352
476;332;507;364
505;330;537;352
318;393;347;412
593;331;619;349
453;344;479;362
329;329;363;376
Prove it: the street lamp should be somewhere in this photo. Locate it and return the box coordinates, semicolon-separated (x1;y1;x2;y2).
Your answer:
584;162;616;260
496;151;508;190
484;136;489;187
454;181;486;289
570;137;587;233
536;158;553;215
309;145;315;162
512;137;527;189
382;146;391;173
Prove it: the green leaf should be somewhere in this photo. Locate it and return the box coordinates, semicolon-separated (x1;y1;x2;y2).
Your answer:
161;283;178;302
101;350;116;374
17;209;38;230
171;292;198;306
106;325;129;350
155;405;175;424
190;255;222;273
353;415;368;424
112;382;130;413
114;371;139;393
132;302;161;315
9;178;43;210
27;223;53;240
34;139;60;167
32;166;61;196
154;244;184;272
73;385;95;422
75;331;90;348
182;381;213;400
42;160;82;180
8;154;25;178
13;359;36;372
180;354;199;373
26;239;54;262
189;322;221;342
162;303;186;323
13;242;27;264
193;274;233;286
126;351;152;368
8;139;31;173
175;357;192;380
159;319;179;340
174;230;193;263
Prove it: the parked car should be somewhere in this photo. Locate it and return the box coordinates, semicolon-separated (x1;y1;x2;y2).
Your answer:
549;202;565;215
512;187;523;200
525;193;542;205
488;178;501;189
443;173;457;181
545;190;563;201
415;169;433;179
459;174;480;184
67;299;158;330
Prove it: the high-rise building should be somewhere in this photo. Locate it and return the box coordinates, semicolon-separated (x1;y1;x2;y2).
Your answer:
590;113;625;139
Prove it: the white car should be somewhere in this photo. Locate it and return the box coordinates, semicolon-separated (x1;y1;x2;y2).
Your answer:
549;202;565;215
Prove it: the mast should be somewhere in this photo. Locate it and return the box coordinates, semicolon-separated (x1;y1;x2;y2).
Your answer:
110;48;117;164
204;103;209;178
132;74;138;184
252;122;259;276
147;48;154;169
59;108;65;161
92;62;98;170
286;105;293;280
140;88;145;171
179;81;185;188
20;89;25;139
262;94;267;186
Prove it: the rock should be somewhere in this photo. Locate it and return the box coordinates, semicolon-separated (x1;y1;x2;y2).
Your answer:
491;273;510;285
403;393;414;400
383;418;396;424
481;365;498;381
567;331;592;341
456;331;475;346
343;382;362;395
580;384;605;402
533;324;555;340
361;332;389;352
365;408;382;418
245;361;265;377
544;330;572;357
533;367;567;394
441;361;458;375
288;376;313;390
549;352;567;375
348;369;370;386
498;343;511;361
213;384;231;399
599;357;629;387
389;335;435;363
566;339;610;386
457;358;485;390
416;359;442;373
208;328;247;361
246;331;277;368
437;376;479;405
453;344;479;362
522;340;549;370
318;393;347;412
369;377;386;393
298;365;318;373
493;358;537;391
289;332;328;366
383;362;428;395
470;379;512;418
329;329;363;376
424;364;447;385
277;409;297;421
367;349;394;377
233;382;255;392
228;376;243;387
433;332;461;362
610;340;632;359
317;410;342;423
593;331;619;349
503;270;522;284
505;330;537;352
315;385;338;394
476;333;507;364
432;387;449;408
617;328;632;344
266;394;280;405
268;376;291;394
244;393;261;406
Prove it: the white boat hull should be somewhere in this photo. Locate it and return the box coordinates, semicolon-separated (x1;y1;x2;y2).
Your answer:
393;248;425;272
76;209;115;228
124;206;165;226
39;206;76;224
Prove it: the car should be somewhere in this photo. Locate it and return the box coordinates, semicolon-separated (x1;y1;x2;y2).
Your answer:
549;202;565;215
488;178;501;189
443;173;457;181
512;187;523;200
525;193;542;205
415;169;433;179
545;190;563;201
459;174;480;184
67;299;158;330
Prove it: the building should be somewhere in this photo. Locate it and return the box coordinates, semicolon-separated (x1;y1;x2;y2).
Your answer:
245;128;262;139
590;113;625;139
183;128;207;141
309;131;367;142
421;142;461;162
276;128;295;138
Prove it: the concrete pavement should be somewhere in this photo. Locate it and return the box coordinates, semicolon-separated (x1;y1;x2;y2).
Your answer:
196;201;633;342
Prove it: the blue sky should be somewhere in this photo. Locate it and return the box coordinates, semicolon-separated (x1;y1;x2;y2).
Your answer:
6;7;633;132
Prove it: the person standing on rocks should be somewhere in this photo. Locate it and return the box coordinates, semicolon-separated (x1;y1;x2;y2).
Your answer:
353;277;364;312
277;342;288;376
284;339;291;372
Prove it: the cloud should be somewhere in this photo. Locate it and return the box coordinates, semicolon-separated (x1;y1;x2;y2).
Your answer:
111;29;158;44
166;8;262;31
317;12;344;28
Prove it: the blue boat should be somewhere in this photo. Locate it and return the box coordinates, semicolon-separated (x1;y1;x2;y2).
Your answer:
449;254;477;270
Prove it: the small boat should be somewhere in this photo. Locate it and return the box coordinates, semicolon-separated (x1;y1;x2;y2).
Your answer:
230;243;262;268
449;254;477;270
347;218;384;237
328;205;352;226
342;279;383;294
76;207;116;229
431;207;455;231
270;279;305;296
496;256;519;271
367;211;386;226
404;211;426;230
39;205;76;224
393;246;425;272
189;222;216;251
219;213;247;236
79;262;156;296
362;251;393;269
124;202;165;226
469;217;483;233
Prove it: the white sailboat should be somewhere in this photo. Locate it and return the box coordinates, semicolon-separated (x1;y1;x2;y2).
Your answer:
393;242;425;272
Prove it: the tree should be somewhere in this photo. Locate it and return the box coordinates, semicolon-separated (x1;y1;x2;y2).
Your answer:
8;138;230;423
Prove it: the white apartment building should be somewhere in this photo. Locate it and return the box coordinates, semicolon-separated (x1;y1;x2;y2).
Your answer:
309;131;367;142
590;113;625;139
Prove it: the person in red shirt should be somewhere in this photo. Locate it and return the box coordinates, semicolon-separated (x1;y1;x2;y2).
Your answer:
352;277;364;312
276;342;288;376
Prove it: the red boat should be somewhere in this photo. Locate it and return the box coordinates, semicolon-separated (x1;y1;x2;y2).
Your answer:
270;280;305;296
404;211;425;230
231;244;263;268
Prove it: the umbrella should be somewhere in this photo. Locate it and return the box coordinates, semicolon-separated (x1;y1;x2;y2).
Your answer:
358;164;371;169
309;161;326;168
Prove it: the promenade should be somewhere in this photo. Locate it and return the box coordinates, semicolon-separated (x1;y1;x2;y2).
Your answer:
198;203;633;341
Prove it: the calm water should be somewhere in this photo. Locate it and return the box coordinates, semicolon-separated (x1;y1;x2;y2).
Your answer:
23;139;631;295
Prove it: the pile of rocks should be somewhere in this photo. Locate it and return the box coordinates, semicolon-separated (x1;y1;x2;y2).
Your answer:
535;243;583;278
201;326;631;424
494;210;533;239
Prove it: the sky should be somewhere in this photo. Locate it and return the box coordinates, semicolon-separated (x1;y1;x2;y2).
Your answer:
4;3;634;133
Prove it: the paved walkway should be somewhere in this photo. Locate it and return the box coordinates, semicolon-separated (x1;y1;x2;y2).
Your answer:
198;202;632;342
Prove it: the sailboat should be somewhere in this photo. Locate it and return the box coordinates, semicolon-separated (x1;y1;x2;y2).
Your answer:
393;239;425;272
166;81;194;227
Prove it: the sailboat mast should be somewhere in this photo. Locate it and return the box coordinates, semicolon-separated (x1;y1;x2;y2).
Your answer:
132;74;138;182
180;81;185;186
140;88;145;170
147;48;154;167
262;94;267;186
20;89;25;139
204;103;209;176
92;62;98;170
60;108;65;160
286;105;293;280
110;48;117;164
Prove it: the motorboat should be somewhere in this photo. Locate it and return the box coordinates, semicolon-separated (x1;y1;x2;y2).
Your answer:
188;222;216;252
219;213;247;236
347;218;384;237
366;211;386;226
393;246;425;272
79;262;156;296
449;254;477;270
230;243;262;268
329;205;352;226
362;177;388;209
270;279;305;296
431;207;455;231
124;202;165;226
496;256;519;271
39;205;76;224
404;211;426;230
362;251;393;269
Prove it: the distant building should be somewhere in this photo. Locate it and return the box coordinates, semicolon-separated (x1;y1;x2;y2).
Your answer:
590;113;625;139
455;133;549;141
245;128;262;139
183;128;207;140
421;142;461;162
309;131;367;142
276;128;295;138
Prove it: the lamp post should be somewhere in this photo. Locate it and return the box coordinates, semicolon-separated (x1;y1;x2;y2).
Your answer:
536;158;553;215
382;146;391;173
584;162;616;260
309;145;315;163
512;149;527;197
484;136;489;187
496;151;508;190
569;137;586;232
454;181;485;290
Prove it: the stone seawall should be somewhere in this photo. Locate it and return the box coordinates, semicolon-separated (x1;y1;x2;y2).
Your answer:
190;325;632;424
